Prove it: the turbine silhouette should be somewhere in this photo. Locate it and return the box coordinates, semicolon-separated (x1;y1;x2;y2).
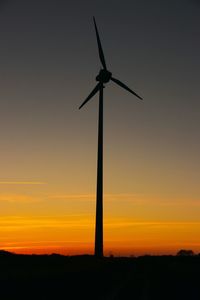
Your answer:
79;17;143;258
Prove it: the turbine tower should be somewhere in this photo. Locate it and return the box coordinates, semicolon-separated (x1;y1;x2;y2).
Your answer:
79;17;143;258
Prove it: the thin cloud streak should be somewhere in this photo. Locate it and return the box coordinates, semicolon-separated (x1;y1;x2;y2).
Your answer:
1;215;200;230
0;192;200;207
0;181;47;185
49;194;95;200
48;193;145;201
0;194;42;203
48;194;200;206
105;220;200;229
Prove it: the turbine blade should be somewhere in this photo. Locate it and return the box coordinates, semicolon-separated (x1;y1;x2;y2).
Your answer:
79;83;100;109
111;77;143;100
93;17;107;70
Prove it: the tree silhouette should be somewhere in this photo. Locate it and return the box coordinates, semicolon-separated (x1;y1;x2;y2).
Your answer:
177;249;194;256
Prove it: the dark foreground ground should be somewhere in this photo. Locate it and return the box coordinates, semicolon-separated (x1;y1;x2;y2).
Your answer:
0;251;200;299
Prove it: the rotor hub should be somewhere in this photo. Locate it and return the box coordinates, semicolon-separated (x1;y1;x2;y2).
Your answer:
96;69;112;83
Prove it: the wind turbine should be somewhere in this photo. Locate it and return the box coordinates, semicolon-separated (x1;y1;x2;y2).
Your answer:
79;17;143;258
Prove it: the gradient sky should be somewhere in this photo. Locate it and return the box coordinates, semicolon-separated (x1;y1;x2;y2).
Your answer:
0;0;200;256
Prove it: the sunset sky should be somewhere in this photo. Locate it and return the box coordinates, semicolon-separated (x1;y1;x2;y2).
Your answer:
0;0;200;256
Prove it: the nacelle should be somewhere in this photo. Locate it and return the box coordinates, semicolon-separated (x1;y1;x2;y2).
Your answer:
96;69;112;83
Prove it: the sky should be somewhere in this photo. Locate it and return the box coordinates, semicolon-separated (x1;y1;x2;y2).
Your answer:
0;0;200;256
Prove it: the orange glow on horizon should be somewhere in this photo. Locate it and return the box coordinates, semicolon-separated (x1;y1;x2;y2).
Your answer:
1;192;200;256
1;211;200;256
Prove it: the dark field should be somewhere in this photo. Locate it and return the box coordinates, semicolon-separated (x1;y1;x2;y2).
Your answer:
0;251;200;299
